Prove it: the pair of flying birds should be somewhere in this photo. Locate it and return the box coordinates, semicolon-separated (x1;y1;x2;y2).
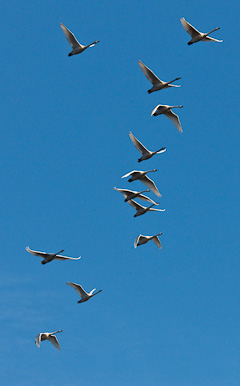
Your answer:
35;276;103;351
59;18;222;57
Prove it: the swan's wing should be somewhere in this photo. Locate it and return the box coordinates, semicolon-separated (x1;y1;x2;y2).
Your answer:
180;18;201;37
48;335;60;350
149;208;166;212
66;282;88;298
138;60;163;85
165;110;183;133
121;170;137;178
129;132;149;156
26;246;48;258
54;254;81;261
151;105;161;116
140;176;161;197
137;193;157;204
127;199;144;210
168;84;181;88
134;234;141;248
114;186;127;198
152;236;162;249
202;36;223;43
114;187;138;200
60;23;82;49
35;334;42;348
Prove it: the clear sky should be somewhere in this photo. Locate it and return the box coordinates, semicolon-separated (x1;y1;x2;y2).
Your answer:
1;0;239;385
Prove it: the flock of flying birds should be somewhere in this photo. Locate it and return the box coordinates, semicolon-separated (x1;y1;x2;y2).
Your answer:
27;17;222;351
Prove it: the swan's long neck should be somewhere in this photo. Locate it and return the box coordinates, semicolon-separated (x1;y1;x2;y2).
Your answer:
55;250;64;255
156;147;166;153
148;203;158;211
145;169;157;174
91;290;102;297
87;40;100;48
139;189;150;194
167;77;181;85
206;27;219;36
171;105;183;109
51;330;62;335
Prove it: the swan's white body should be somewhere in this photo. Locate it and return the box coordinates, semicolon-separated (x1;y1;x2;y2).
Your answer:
180;18;223;45
129;132;166;162
26;246;81;265
134;233;163;249
127;199;165;217
60;23;100;56
35;330;62;350
121;169;161;197
67;282;102;303
151;104;183;133
138;60;181;93
114;187;157;204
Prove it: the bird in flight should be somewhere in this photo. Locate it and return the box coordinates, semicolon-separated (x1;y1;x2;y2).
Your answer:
127;199;165;218
151;104;183;133
60;23;100;56
129;131;166;162
26;246;81;265
35;330;62;350
67;282;102;303
114;187;157;204
121;169;162;197
134;233;163;249
138;60;181;94
180;18;223;45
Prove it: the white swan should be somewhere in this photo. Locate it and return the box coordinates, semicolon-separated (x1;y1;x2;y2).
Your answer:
151;104;183;133
127;199;165;217
138;60;181;93
180;18;223;45
129;132;166;162
67;282;102;303
35;330;62;350
26;246;81;265
134;233;163;249
121;169;161;197
60;23;100;56
114;187;157;204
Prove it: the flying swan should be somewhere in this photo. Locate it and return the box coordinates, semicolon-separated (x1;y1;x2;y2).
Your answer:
138;60;181;94
35;330;62;350
26;246;81;265
114;187;157;204
129;131;166;162
151;104;183;133
134;233;163;249
180;18;223;45
67;282;102;303
60;23;100;56
127;199;165;217
121;169;161;197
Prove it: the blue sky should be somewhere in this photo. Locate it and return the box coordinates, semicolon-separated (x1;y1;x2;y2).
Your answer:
0;0;239;385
